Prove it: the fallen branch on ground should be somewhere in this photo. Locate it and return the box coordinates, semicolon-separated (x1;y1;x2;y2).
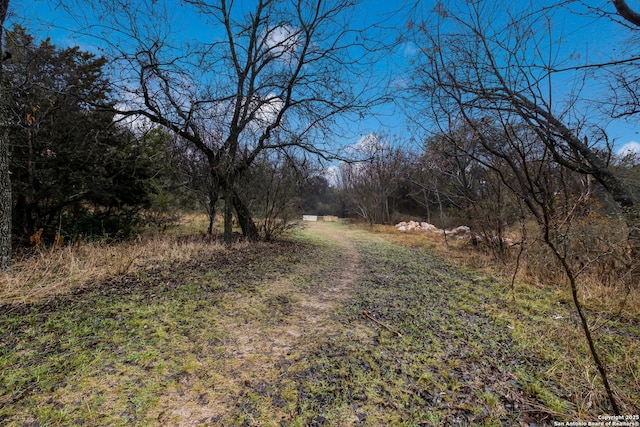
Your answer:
362;310;402;337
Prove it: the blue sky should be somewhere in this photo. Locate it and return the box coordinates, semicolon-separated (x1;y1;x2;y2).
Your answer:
6;0;640;156
552;0;640;156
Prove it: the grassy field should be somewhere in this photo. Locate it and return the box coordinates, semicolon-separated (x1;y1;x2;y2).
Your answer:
1;218;638;426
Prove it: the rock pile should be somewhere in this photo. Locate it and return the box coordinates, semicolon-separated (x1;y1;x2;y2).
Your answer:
395;221;471;239
395;221;517;247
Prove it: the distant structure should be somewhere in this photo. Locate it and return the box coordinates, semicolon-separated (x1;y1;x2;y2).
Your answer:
303;215;339;222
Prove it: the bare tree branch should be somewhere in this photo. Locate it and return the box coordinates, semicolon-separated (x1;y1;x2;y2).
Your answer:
612;0;640;26
406;0;628;413
63;0;390;240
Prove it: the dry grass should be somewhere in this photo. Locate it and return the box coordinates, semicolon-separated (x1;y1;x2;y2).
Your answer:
0;213;219;306
1;216;638;425
361;220;640;415
0;220;372;426
370;220;640;320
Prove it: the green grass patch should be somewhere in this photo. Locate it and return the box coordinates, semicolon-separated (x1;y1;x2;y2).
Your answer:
1;221;638;425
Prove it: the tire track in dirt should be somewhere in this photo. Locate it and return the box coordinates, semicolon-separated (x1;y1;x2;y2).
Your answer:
296;222;362;330
231;221;362;361
163;222;364;426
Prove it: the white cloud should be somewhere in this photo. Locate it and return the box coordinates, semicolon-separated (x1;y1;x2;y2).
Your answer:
617;141;640;157
254;94;284;125
353;133;387;153
403;42;419;57
263;25;301;62
113;90;154;135
324;165;339;187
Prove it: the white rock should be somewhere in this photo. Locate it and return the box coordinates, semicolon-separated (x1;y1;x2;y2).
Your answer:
446;226;471;238
420;222;440;232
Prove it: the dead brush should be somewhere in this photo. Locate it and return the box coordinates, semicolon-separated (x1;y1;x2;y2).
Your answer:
0;241;137;305
517;214;639;319
375;217;640;413
382;223;498;271
0;227;225;306
4;244;82;302
376;216;638;309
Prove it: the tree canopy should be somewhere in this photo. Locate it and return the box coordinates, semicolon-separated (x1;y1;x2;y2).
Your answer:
4;26;161;243
63;0;388;242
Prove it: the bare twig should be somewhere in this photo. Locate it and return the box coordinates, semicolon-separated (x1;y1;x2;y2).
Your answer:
362;310;402;337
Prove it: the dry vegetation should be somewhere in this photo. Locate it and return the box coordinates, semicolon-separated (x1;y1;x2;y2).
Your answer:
367;218;640;415
1;215;639;426
372;215;640;322
0;214;220;305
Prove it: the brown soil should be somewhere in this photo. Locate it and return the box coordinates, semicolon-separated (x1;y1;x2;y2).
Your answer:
160;221;364;425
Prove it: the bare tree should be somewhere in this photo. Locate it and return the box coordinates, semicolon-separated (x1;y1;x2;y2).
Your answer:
339;134;406;225
405;0;633;414
242;148;305;241
409;128;521;256
0;0;11;271
409;1;640;262
60;0;386;243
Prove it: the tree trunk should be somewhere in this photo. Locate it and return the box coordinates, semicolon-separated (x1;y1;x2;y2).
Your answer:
207;209;215;235
0;0;12;271
424;189;431;223
232;189;259;240
543;225;620;415
0;116;10;271
207;188;218;235
223;189;233;245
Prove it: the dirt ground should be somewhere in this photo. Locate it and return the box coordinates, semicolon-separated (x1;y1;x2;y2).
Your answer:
2;221;636;426
158;221;369;425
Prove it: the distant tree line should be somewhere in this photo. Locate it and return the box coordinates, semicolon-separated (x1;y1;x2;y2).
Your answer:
1;22;639;253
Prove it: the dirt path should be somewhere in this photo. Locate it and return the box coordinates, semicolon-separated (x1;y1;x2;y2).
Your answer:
163;221;367;425
6;221;630;425
296;222;362;326
229;221;362;363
